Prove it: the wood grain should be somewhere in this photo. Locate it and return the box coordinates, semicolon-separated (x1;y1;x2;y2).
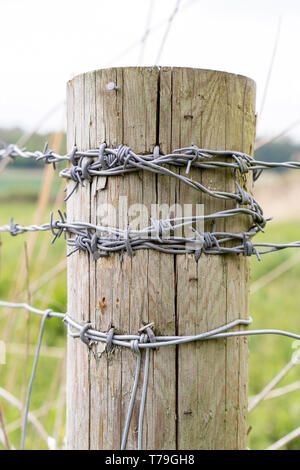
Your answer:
66;67;256;449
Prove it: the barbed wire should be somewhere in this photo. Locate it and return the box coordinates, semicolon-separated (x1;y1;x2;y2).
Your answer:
4;141;300;177
0;211;270;262
3;210;300;261
2;135;300;447
1;300;300;450
2;140;300;215
0;0;297;451
2;136;300;265
58;144;265;204
0;209;265;238
0;140;269;235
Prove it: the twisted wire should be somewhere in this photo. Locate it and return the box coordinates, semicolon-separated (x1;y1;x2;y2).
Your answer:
0;213;262;261
0;140;290;219
6;140;300;238
3;211;300;261
0;208;267;238
4;141;300;176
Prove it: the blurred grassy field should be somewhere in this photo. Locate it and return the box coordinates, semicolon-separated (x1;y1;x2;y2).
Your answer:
0;168;61;203
0;168;67;450
0;168;300;450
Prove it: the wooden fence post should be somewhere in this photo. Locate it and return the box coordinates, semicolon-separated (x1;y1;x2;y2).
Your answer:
66;67;256;450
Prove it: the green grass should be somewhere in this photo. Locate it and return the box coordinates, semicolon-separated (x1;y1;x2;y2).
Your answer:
248;220;300;450
0;197;67;450
0;177;300;449
0;167;61;202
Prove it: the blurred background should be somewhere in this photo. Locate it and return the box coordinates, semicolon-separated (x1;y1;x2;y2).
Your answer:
1;0;300;450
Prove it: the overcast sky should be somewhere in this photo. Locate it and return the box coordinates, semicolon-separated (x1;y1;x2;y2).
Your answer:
1;0;300;142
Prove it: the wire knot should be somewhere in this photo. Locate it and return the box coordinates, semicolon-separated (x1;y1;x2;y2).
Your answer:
192;230;219;262
203;231;219;250
44;309;54;319
116;145;131;164
69;229;101;260
232;154;250;175
235;182;253;206
69;146;78;166
150;218;173;240
68;166;83;184
36;142;56;170
131;339;140;354
1;143;17;160
145;326;156;349
49;210;66;243
185;144;203;174
185;144;207;160
9;217;22;236
242;234;261;261
79;322;93;346
99;144;132;170
120;228;134;261
64;165;85;201
64;153;95;201
106;327;115;354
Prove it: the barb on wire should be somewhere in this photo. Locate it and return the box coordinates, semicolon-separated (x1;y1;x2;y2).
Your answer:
3;140;300;218
0;102;65;175
0;209;300;261
3;211;300;261
4;139;300;205
0;212;266;261
0;141;267;228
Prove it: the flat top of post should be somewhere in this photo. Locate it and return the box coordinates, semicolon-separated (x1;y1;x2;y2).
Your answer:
68;66;256;89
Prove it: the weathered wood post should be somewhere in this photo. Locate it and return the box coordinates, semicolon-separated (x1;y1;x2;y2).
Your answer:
66;67;256;449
